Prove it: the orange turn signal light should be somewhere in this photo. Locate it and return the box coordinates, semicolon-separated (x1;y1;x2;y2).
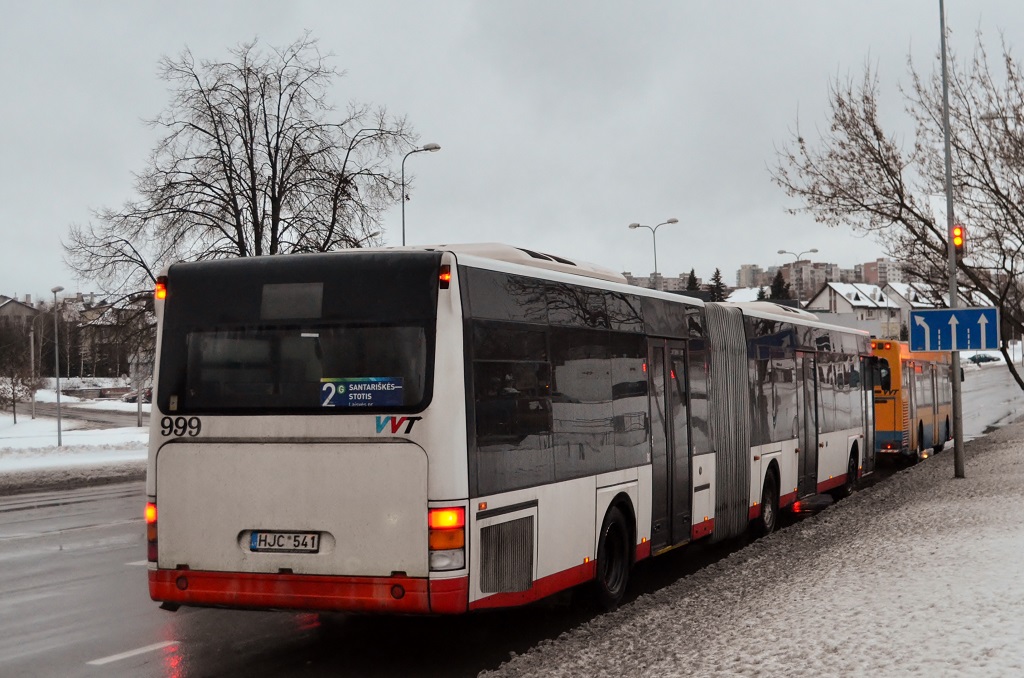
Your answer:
155;277;168;300
429;529;465;550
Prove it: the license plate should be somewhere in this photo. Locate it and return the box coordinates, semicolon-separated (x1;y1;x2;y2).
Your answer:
250;530;321;553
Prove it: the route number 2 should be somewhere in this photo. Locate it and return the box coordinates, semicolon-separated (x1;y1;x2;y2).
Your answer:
161;416;202;437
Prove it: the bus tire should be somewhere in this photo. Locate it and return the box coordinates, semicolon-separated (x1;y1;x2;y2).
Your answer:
594;506;631;611
752;468;779;537
912;423;924;464
934;418;950;454
834;448;858;499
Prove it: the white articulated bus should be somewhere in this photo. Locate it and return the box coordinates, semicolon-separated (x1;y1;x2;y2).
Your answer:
146;244;875;614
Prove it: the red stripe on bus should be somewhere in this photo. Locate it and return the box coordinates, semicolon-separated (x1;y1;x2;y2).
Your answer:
428;576;469;614
691;518;714;540
469;560;596;611
817;475;846;493
635;539;652;562
149;569;467;614
750;491;799;520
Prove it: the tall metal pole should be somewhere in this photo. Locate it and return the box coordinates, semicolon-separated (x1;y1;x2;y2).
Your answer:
51;286;64;447
940;0;965;478
400;143;441;247
401;151;410;246
778;249;818;308
29;326;35;419
628;218;678;290
650;229;659;277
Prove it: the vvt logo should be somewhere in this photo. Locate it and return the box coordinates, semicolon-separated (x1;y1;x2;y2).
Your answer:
375;416;423;434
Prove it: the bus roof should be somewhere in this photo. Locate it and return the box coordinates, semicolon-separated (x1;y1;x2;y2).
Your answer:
384;243;628;284
728;301;872;338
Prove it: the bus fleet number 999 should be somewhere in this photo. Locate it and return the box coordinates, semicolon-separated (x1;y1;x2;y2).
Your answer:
161;416;202;437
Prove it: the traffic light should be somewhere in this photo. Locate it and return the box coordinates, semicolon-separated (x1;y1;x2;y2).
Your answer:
952;224;965;256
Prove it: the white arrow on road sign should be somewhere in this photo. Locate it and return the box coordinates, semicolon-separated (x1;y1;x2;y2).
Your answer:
979;313;988;348
915;315;931;351
949;315;959;351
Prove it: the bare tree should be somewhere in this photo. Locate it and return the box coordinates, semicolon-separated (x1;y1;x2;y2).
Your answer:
772;31;1024;390
0;322;34;422
66;33;418;294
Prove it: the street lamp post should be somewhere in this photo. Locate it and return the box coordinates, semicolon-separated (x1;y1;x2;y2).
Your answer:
51;286;64;446
628;218;679;288
777;248;818;307
401;143;441;246
28;313;44;419
356;230;381;247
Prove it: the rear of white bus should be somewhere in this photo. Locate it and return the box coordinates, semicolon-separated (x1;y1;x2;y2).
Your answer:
146;249;471;614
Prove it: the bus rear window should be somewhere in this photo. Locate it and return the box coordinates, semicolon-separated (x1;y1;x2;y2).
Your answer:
155;250;442;415
168;324;428;413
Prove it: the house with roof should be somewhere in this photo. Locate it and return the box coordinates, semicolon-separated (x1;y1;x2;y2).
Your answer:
883;281;972;312
803;282;901;339
0;295;39;326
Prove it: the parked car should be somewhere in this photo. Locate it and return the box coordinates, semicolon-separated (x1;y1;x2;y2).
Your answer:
121;386;153;403
967;353;1000;364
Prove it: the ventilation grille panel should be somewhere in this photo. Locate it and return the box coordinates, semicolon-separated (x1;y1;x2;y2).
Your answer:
479;516;534;593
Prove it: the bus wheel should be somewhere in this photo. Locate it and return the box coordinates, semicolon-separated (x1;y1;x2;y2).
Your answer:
594;506;631;610
835;451;858;499
752;469;779;537
912;423;924;464
935;418;950;454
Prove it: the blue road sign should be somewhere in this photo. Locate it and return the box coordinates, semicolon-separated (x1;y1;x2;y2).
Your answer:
909;307;1000;352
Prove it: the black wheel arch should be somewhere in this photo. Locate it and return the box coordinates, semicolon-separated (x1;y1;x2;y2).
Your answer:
603;492;637;562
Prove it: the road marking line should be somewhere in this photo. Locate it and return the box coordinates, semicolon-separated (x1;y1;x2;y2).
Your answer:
87;641;179;666
125;559;149;566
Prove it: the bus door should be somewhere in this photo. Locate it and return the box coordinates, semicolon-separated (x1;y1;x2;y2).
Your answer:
796;351;819;497
905;361;918;450
860;356;877;474
648;339;692;551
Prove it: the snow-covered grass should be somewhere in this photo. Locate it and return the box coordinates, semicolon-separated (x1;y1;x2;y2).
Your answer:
31;388;151;412
0;412;147;491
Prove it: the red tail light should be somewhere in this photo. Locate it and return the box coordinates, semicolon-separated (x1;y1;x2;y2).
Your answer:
439;265;451;289
428;507;465;530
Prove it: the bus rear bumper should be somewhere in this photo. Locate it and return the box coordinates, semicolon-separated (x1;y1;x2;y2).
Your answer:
149;568;468;614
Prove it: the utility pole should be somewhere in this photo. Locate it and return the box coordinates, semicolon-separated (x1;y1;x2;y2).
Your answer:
939;0;965;478
29;326;35;419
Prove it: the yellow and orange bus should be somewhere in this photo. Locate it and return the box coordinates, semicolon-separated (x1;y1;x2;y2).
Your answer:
872;340;953;463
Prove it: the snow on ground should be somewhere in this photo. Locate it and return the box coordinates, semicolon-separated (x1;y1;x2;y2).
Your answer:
31;388;85;403
0;412;147;493
483;421;1024;678
31;388;151;412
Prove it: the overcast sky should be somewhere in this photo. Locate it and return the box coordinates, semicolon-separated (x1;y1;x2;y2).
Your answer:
3;1;1023;300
